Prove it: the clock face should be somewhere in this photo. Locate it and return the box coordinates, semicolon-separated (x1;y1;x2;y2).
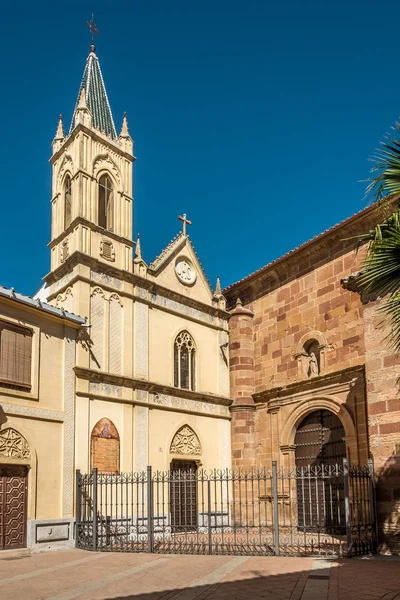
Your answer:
175;258;196;285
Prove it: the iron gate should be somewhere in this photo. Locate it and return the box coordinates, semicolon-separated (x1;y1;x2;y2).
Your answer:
75;459;377;557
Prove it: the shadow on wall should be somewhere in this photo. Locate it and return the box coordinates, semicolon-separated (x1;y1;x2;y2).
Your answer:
375;450;400;555
0;406;7;428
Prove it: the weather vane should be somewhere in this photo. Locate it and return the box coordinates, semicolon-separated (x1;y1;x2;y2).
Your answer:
86;14;99;45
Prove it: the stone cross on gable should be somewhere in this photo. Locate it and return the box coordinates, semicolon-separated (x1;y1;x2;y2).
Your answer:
178;213;192;236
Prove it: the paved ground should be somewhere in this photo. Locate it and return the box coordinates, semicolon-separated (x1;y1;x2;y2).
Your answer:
0;549;399;600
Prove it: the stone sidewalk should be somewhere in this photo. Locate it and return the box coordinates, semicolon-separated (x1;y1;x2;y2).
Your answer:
0;549;399;600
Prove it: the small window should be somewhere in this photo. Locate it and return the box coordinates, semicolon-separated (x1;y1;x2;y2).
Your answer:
64;176;72;229
0;322;32;389
98;174;113;230
174;331;196;391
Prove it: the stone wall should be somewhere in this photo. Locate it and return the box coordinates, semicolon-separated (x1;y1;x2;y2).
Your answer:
363;299;400;554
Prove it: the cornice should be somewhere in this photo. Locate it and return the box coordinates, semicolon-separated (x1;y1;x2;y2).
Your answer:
74;366;233;407
253;364;365;407
48;217;135;249
50;123;135;164
44;253;230;323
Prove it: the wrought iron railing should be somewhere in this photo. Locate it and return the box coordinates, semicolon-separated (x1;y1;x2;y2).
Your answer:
75;459;377;557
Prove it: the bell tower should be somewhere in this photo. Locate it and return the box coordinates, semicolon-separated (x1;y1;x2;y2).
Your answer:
44;39;135;311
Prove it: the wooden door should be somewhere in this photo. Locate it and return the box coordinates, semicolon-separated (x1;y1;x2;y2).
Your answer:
0;465;28;550
170;460;198;532
295;410;346;530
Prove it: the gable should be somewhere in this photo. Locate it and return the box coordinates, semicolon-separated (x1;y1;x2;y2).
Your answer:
148;235;214;305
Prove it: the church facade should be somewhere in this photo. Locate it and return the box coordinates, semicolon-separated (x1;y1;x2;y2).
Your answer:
0;43;230;552
0;41;399;555
224;202;400;554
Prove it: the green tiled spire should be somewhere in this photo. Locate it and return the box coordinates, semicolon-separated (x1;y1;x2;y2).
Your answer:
70;45;117;139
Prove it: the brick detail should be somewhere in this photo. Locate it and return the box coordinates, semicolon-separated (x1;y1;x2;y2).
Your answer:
91;417;120;473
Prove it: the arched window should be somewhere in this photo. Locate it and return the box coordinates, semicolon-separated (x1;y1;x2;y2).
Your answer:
64;175;72;229
174;331;196;391
98;174;113;230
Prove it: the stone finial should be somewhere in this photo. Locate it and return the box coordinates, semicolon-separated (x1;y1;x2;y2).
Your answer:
54;114;64;140
134;233;142;262
78;88;87;109
229;296;254;317
120;112;130;137
215;276;222;297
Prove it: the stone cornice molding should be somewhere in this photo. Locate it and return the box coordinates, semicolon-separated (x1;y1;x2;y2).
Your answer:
74;366;233;407
0;402;64;423
253;364;365;407
50;123;135;164
48;217;135;250
224;200;398;307
44;253;230;323
230;404;256;413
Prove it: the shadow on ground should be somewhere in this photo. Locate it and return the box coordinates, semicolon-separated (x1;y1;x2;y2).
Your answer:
101;556;400;600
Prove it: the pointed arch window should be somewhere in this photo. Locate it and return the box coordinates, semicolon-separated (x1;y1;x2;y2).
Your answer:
174;331;196;391
64;175;72;229
98;174;114;230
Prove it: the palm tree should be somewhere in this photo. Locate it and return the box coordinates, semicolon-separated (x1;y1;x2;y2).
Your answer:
358;122;400;351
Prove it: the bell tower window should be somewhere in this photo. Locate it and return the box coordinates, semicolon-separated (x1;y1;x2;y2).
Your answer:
98;174;114;230
64;176;72;229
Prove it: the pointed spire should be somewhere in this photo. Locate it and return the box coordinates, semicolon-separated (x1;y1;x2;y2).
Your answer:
69;48;117;139
120;112;130;137
134;233;142;262
54;115;64;140
215;276;222;297
236;297;243;307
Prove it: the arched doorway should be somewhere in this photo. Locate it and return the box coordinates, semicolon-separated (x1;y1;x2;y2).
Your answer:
295;409;346;530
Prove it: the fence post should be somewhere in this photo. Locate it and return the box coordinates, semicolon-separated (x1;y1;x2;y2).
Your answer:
75;470;81;548
92;468;98;552
147;466;154;553
207;479;212;555
368;458;378;554
272;461;280;556
343;458;352;558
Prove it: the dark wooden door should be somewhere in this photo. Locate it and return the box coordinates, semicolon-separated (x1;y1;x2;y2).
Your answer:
295;410;346;531
170;460;198;532
0;465;28;550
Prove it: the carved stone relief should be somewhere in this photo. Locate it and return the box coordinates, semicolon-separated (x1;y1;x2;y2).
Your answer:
0;427;31;460
170;425;201;456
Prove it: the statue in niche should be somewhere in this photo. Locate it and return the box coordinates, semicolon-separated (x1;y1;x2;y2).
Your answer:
305;340;320;378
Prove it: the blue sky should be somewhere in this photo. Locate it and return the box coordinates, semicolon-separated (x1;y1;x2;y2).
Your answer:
1;0;399;296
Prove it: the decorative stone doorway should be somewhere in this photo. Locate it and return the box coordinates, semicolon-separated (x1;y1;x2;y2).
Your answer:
0;465;28;550
170;460;198;532
295;409;346;530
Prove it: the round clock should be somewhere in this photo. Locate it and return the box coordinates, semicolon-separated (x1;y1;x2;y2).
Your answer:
175;257;196;285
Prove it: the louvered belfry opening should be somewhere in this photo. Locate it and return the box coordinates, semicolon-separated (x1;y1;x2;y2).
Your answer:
295;409;346;531
170;460;198;532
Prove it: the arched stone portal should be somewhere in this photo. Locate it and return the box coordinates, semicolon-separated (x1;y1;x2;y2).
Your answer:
294;409;346;530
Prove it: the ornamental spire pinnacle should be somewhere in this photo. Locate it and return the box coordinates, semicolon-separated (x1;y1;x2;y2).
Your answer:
55;115;64;140
69;35;117;139
134;233;142;262
120;112;130;137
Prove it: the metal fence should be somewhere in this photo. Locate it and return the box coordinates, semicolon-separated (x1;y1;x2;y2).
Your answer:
75;459;377;557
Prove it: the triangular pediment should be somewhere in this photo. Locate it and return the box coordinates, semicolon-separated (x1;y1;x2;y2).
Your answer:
147;233;214;305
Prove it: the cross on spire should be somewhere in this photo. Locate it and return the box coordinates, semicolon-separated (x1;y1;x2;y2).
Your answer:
178;213;192;236
86;14;99;52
